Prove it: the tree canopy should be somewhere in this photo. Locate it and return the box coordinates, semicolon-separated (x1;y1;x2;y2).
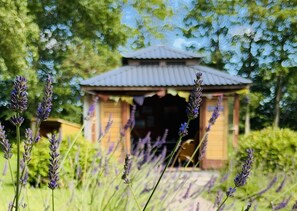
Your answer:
183;0;297;130
0;0;172;123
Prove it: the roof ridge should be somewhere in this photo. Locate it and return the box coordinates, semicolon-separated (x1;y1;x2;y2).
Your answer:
123;45;202;59
163;46;201;58
123;46;156;57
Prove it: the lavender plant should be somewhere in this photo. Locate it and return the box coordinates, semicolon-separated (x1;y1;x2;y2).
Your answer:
9;76;28;211
2;74;294;211
216;149;254;210
2;75;53;211
48;134;61;211
143;72;203;210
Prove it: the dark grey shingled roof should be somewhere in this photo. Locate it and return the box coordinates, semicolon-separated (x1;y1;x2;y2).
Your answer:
80;65;252;87
122;45;203;59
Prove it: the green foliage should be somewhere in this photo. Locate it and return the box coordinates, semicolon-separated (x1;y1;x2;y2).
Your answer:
0;0;171;124
237;128;297;172
27;135;95;187
183;0;297;130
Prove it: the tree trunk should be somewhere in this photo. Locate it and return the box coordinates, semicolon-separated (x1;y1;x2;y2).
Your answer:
273;76;282;128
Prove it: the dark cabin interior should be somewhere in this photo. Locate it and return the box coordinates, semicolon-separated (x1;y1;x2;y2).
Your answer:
131;94;200;166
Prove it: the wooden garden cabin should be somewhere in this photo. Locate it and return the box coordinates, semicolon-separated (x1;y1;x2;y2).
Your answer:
80;46;252;169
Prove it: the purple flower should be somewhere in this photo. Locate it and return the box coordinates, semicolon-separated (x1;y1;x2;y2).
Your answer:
122;154;133;184
10;116;24;126
183;183;192;199
273;196;292;210
220;172;230;183
234;149;253;187
2;160;8;176
275;175;286;193
85;97;98;120
20;168;28;186
186;72;202;120
107;142;114;155
214;190;223;208
9;76;28;113
23;128;34;163
121;105;136;137
0;123;12;160
48;134;61;190
98;114;113;141
179;122;188;137
198;134;208;161
37;75;53;121
153;129;168;148
206;95;223;132
207;176;217;193
257;175;277;196
226;187;236;197
160;146;167;161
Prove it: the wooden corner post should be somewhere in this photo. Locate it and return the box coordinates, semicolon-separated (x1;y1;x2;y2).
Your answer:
233;94;240;147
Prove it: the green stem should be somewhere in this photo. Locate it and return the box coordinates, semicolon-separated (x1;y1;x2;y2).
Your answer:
216;195;229;211
185;132;208;168
52;189;55;211
143;120;190;211
129;184;142;211
15;124;21;211
59;123;85;171
8;160;15;192
14;121;41;207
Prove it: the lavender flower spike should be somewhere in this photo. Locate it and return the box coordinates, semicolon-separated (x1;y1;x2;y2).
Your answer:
37;75;53;121
9;76;28;113
48;134;60;190
0;123;12;160
206;95;223;132
85;96;98;120
186;72;202;120
23;128;34;163
121;105;136;137
122;154;133;184
179;122;188;137
272;195;292;210
234;149;253;187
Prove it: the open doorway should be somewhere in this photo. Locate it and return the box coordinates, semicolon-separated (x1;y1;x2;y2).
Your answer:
131;94;200;167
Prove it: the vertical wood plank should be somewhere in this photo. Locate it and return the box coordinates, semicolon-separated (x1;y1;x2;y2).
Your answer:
233;94;240;147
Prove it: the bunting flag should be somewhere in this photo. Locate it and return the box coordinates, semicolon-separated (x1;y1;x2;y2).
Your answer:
133;96;145;106
121;96;134;105
109;96;120;103
236;88;249;95
102;89;192;105
167;89;190;101
177;91;190;102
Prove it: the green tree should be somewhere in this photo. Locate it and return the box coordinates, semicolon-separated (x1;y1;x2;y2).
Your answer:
183;0;297;130
0;0;171;123
0;0;40;123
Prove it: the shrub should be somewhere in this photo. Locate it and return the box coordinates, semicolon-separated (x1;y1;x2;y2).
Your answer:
27;135;95;187
237;127;297;173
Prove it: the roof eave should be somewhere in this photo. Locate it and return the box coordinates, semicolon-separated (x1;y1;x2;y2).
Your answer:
81;84;251;92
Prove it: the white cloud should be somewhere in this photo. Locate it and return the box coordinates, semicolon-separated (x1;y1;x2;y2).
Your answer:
172;38;198;49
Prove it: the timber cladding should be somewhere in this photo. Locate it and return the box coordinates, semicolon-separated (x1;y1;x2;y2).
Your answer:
99;100;130;159
202;97;228;169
